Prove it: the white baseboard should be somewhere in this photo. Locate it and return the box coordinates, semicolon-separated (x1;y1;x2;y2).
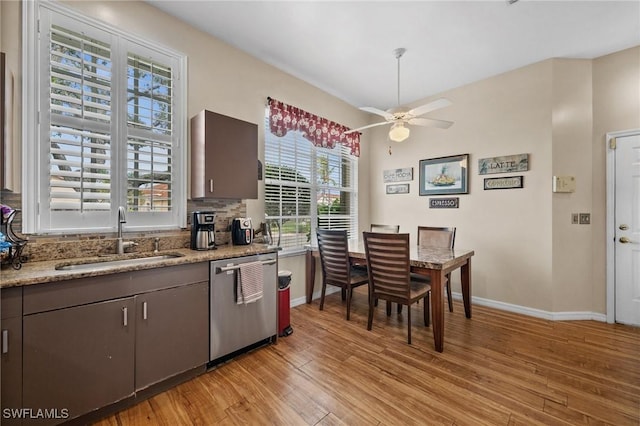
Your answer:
290;287;340;308
290;290;606;322
451;292;607;322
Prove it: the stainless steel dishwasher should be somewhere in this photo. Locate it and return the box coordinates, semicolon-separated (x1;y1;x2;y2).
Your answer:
209;253;277;363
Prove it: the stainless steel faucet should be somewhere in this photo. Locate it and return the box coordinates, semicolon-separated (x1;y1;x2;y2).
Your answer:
116;206;138;254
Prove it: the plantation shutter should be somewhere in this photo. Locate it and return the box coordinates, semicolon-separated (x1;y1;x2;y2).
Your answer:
48;24;113;212
126;52;174;213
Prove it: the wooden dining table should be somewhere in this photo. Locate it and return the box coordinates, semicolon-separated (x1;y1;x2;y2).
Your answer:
305;241;475;352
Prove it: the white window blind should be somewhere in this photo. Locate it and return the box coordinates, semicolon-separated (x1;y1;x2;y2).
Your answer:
126;53;174;213
49;24;113;213
24;2;186;233
264;112;358;252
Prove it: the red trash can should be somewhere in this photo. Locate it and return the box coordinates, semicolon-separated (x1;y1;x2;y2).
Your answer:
278;270;293;337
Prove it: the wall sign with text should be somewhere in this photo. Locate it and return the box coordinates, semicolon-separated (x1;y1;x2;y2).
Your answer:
386;183;410;194
429;197;459;208
484;176;524;190
478;154;528;175
383;167;413;183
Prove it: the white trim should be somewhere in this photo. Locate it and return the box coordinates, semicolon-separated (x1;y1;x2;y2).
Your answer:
293;289;606;321
605;129;640;324
22;0;39;232
456;293;607;322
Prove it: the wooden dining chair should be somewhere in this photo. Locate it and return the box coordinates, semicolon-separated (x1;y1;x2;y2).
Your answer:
316;229;369;320
363;232;431;344
414;226;457;312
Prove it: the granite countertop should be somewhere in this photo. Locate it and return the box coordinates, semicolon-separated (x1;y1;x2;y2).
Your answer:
1;244;278;288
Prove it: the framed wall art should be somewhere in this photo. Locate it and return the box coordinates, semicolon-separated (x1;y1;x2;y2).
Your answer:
419;154;469;196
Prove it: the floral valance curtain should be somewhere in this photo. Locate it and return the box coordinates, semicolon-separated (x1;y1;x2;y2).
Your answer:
268;98;360;157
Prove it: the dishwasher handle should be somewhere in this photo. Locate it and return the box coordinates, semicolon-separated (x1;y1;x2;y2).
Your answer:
215;258;276;274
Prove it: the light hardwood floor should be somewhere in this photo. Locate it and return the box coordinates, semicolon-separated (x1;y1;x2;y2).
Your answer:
95;288;640;425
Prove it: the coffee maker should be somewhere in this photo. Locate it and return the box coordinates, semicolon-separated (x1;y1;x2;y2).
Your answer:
191;211;216;250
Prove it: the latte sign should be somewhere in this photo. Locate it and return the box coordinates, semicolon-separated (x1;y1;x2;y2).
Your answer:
478;154;528;175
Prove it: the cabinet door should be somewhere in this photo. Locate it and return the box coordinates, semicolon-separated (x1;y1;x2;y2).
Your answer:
191;110;258;199
2;287;23;425
135;281;209;390
1;316;22;426
23;297;135;424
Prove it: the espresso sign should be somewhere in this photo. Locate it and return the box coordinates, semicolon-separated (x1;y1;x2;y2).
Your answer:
478;154;528;175
484;176;524;190
429;197;459;209
383;167;413;183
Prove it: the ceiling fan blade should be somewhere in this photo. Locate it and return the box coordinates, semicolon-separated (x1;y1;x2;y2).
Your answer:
344;121;392;134
408;117;454;129
407;98;452;117
360;107;394;120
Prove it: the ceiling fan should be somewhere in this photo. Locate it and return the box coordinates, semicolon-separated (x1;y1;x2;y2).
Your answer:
345;48;454;142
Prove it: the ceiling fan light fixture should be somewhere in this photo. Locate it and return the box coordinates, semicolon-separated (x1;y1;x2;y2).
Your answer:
389;122;410;142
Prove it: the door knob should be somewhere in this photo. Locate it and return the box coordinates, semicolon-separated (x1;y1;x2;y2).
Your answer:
619;224;629;230
619;237;633;244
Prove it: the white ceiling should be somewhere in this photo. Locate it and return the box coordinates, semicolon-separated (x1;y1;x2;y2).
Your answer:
147;0;640;111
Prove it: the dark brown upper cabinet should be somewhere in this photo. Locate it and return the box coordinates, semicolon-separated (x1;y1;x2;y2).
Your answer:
191;110;258;199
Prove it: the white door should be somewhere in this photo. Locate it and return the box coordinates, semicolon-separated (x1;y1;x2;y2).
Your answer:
615;134;640;326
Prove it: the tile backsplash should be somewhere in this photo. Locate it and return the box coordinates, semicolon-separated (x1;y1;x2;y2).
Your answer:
0;190;247;262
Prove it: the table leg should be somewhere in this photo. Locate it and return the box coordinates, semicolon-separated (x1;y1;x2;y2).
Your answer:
305;249;315;304
461;258;472;319
431;269;444;353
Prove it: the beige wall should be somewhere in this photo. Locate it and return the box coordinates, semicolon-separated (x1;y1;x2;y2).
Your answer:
551;59;593;312
367;48;640;314
369;60;555;311
3;1;639;312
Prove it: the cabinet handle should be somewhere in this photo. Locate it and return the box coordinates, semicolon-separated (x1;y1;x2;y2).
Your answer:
209;179;214;193
2;330;8;354
143;301;148;320
123;307;128;327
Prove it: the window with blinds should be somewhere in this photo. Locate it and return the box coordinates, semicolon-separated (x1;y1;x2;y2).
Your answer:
264;113;358;252
24;2;186;233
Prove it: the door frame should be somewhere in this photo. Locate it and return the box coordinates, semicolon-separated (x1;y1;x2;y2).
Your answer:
605;129;640;323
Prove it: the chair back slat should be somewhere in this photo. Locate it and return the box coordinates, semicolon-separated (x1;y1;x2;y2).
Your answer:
370;224;400;233
363;232;411;300
417;226;456;249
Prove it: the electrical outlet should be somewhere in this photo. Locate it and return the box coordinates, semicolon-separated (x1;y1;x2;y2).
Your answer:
571;213;579;224
579;213;591;225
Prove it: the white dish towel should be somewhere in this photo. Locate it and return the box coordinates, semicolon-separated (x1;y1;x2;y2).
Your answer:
237;261;264;304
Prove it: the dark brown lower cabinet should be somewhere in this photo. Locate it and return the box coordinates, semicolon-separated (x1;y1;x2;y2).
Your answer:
135;281;209;390
1;317;23;426
2;287;23;426
15;262;210;425
23;297;136;425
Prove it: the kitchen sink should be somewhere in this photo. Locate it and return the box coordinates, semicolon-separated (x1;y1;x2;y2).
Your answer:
55;253;185;271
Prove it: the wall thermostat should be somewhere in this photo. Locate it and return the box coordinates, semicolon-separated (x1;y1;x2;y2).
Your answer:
552;176;576;193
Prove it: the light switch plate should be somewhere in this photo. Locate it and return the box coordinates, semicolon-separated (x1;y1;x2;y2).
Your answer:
571;213;579;224
553;176;576;193
579;213;590;225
